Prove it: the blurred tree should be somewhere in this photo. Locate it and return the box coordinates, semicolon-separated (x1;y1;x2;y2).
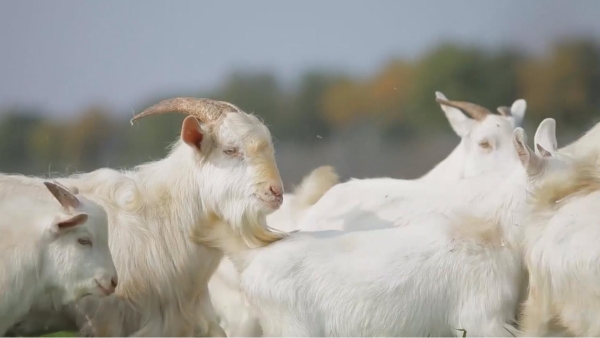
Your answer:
518;39;600;129
321;77;373;127
408;45;519;127
0;111;43;174
288;71;338;141
122;114;183;167
28;120;65;173
61;106;116;172
124;94;187;167
369;60;415;123
1;40;600;177
216;71;288;139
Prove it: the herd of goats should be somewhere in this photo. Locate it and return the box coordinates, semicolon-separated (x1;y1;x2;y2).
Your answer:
2;91;600;337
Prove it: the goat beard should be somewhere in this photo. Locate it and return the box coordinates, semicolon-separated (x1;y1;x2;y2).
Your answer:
191;206;288;255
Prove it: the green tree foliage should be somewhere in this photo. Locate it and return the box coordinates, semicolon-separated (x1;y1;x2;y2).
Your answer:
289;71;338;141
518;39;600;128
216;72;286;136
60;106;116;172
28;119;64;173
384;44;522;137
0;111;44;174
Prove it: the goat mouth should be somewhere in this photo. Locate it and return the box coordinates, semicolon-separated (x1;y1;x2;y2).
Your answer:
94;279;112;296
254;195;282;209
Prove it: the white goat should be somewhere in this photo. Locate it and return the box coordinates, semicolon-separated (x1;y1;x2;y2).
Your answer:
0;177;117;336
208;94;527;337
7;97;286;337
209;165;338;337
217;124;577;337
560;121;600;158
518;121;600;336
420;92;526;181
299;95;527;232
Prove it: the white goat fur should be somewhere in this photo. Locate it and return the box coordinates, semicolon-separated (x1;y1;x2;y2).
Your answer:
228;125;578;336
8;108;286;337
210;165;339;337
266;165;340;232
516;121;600;336
559;121;600;158
419;92;526;182
208;94;526;336
299;96;527;232
0;175;117;336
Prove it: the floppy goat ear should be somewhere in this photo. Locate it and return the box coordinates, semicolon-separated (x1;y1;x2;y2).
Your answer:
513;128;544;176
181;116;207;151
534;118;557;158
51;213;89;233
436;91;476;138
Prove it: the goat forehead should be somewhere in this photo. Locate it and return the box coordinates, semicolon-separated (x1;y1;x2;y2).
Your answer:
247;138;274;158
473;116;514;138
219;114;271;142
218;123;273;158
79;202;109;239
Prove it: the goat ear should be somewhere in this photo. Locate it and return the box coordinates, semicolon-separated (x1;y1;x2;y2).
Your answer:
44;181;80;210
181;116;205;151
436;91;476;137
534;118;557;157
51;213;89;233
510;99;527;127
513;128;544;175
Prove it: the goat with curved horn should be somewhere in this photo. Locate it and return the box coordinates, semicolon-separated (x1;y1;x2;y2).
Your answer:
130;97;242;124
497;106;512;117
435;98;491;121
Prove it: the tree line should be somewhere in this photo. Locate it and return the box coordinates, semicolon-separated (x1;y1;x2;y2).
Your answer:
1;39;599;176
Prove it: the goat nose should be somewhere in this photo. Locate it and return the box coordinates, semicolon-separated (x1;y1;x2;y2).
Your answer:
269;185;283;197
111;276;118;289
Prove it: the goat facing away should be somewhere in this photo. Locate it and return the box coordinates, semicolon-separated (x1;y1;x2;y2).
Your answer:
7;97;287;337
421;92;526;182
211;123;580;337
298;94;528;233
518;119;600;336
0;177;117;336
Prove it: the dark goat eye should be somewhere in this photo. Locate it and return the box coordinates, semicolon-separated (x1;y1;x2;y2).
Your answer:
78;238;92;246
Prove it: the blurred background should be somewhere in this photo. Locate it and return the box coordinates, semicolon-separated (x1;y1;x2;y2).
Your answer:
1;0;599;189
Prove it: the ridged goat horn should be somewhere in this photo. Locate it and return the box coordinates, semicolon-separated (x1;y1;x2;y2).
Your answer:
497;106;512;117
130;97;241;124
435;98;491;121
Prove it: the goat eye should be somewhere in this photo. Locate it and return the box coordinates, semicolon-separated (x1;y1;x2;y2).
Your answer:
78;238;92;246
478;141;492;149
223;148;239;156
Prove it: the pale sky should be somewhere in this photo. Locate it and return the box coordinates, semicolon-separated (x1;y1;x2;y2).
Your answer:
1;0;599;118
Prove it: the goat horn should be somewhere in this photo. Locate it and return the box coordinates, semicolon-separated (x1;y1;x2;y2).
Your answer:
130;97;242;124
497;106;512;117
435;98;491;121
